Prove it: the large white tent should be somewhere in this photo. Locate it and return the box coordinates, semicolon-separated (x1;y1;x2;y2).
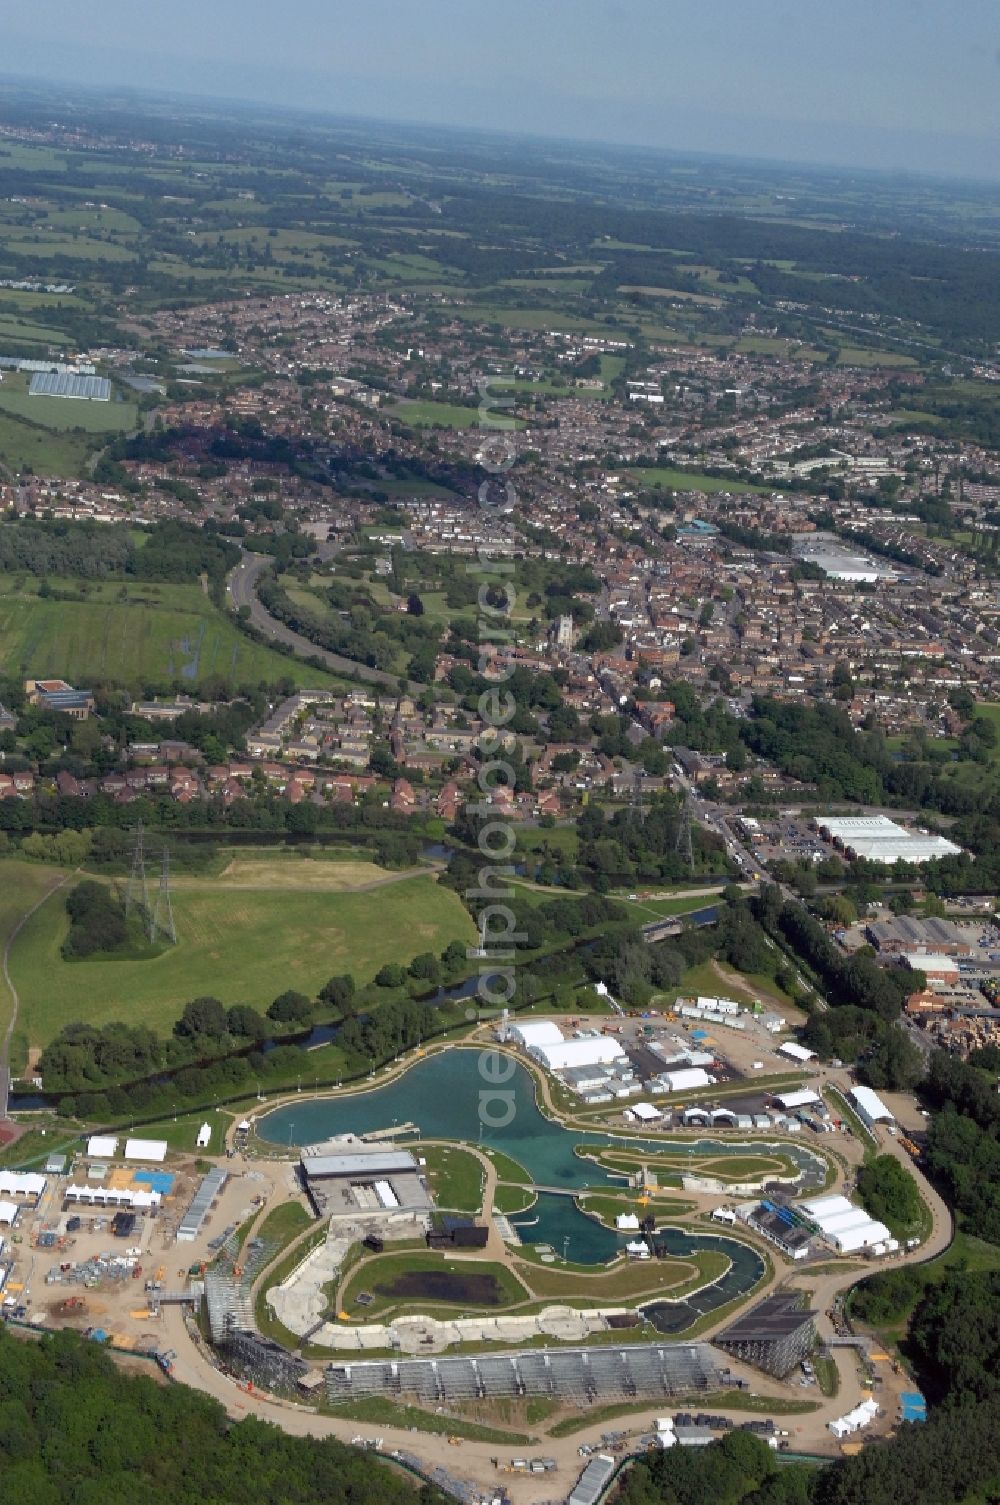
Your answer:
774;1089;822;1110
64;1184;161;1209
829;1399;879;1438
778;1042;816;1062
510;1019;564;1049
801;1193;891;1253
124;1138;168;1163
531;1037;625;1072
659;1066;712;1093
0;1171;46;1200
850;1085;894;1129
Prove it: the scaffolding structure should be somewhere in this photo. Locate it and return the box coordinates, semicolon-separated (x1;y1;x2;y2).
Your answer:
326;1342;722;1404
220;1322;308;1392
714;1292;818;1378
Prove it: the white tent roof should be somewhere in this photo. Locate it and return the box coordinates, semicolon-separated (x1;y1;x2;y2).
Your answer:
87;1135;118;1158
778;1041;816;1061
511;1019;563;1048
631;1102;661;1121
124;1138;168;1163
775;1088;821;1110
0;1171;46;1198
802;1193;852;1219
0;1201;18;1224
661;1066;711;1092
533;1037;625;1071
834;1220;891;1252
850;1085;894;1123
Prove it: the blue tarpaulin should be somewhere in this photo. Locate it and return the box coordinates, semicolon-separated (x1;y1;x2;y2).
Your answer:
900;1391;926;1422
134;1170;175;1196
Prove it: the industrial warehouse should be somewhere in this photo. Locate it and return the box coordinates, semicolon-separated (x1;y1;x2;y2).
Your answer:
814;814;962;865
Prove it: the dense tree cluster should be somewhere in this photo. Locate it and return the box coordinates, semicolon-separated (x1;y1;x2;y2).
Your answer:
61;880;129;959
0;518;238;588
922;1050;1000;1242
856;1153;923;1237
0;1324;442;1505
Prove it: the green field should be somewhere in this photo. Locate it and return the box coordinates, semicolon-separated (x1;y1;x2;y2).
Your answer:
0;576;343;689
388;398;524;430
0;371;138;477
628;466;768;495
421;1144;485;1213
0;374;136;433
8;866;477;1042
0;861;73;1070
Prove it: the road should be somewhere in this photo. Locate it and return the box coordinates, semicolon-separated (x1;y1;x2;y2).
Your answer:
227;552;423;695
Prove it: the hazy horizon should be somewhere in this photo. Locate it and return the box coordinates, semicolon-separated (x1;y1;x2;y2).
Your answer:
4;0;1000;183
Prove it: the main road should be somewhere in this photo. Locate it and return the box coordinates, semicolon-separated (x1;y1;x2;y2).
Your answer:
227;552;422;696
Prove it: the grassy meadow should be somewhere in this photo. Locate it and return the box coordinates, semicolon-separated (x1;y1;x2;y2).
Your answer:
8;862;476;1043
0;576;343;689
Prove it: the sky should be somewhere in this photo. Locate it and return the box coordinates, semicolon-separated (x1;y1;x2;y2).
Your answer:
4;0;1000;181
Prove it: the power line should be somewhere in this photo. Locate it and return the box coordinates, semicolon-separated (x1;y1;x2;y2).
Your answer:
675;792;695;871
125;820;150;924
152;846;177;945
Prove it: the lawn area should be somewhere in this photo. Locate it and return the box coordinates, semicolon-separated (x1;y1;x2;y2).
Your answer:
513;1247;728;1302
973;701;1000;760
479;1147;532;1184
0;377;137;435
628;466;768;495
616;892;720;921
835;345;918;368
451;304;624;335
340;1251;531;1319
207;854;397;891
0;410;97;477
421;1143;485;1214
0;576;341;689
0;862;72;1058
323;1395;532;1445
8;867;476;1043
585;1145;800;1185
493;1184;537;1215
115;1108;231;1156
254;1200;313;1251
387;400;481;429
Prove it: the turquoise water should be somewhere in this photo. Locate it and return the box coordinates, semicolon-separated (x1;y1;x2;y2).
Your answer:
512;1192;623;1262
258;1049;815;1317
259;1049;826;1191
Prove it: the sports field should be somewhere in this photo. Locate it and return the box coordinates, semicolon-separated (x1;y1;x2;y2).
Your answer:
628;466;768;495
0;577;341;689
8;863;477;1042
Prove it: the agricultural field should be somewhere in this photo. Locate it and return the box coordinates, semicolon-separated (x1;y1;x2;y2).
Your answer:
0;371;138;477
7;864;476;1043
0;576;342;689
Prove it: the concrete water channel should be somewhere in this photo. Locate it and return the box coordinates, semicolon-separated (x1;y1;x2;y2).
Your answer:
260;1050;829;1331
